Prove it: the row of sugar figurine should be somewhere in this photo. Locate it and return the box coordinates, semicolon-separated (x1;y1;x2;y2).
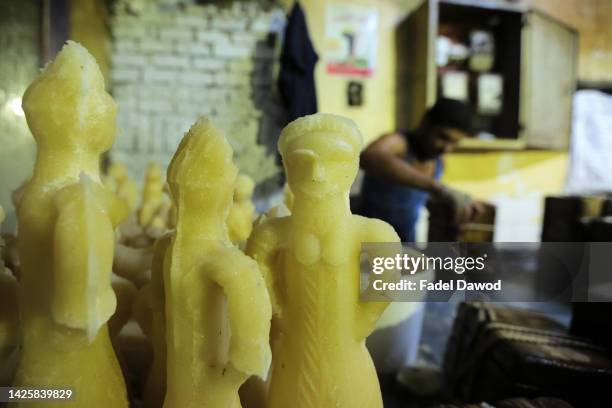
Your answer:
3;41;400;408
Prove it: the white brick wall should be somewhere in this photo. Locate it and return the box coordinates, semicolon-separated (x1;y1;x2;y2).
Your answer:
112;68;140;83
112;53;148;67
151;54;190;68
143;69;176;83
160;27;194;41
179;72;214;86
196;30;229;44
192;57;224;71
110;2;280;182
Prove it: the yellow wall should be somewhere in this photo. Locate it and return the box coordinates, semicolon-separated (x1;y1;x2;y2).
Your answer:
289;0;611;146
442;151;568;199
442;151;568;240
281;0;420;145
525;0;612;83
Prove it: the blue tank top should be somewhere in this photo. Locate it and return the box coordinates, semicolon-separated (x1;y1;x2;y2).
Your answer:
360;133;443;242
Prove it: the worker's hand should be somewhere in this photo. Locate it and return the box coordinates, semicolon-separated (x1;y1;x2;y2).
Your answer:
457;200;487;225
435;185;486;224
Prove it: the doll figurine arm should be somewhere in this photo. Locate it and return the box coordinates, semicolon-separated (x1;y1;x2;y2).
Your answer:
355;217;402;341
51;176;118;341
246;221;282;317
207;250;272;379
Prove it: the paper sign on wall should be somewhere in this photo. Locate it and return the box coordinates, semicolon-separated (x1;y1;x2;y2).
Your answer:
442;71;468;101
478;74;503;115
325;4;378;77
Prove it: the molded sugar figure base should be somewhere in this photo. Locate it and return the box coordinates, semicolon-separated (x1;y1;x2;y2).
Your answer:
247;113;400;408
11;42;128;407
164;117;271;408
141;233;171;408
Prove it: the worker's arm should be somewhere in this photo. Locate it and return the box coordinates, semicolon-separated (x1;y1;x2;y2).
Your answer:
361;133;485;223
360;133;442;193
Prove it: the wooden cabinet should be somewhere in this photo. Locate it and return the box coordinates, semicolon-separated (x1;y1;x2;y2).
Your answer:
396;0;578;150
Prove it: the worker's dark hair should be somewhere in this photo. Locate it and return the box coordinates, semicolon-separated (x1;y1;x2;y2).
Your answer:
425;98;474;134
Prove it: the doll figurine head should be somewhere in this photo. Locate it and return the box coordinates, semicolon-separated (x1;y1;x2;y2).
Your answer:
234;174;255;202
22;41;117;155
145;162;163;183
278;113;363;200
167;117;237;215
108;162;129;182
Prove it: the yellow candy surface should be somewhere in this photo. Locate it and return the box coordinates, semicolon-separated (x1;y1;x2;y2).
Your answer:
139;162;165;227
142;233;171;408
164;117;271;408
228;174;256;244
106;162;139;211
12;41;128;408
246;113;400;408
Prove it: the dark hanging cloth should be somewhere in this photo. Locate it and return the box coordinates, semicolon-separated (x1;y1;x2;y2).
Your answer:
278;1;319;124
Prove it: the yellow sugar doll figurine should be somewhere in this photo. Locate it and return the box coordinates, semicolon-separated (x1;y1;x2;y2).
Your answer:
246;113;401;408
106;162;139;211
138;162;165;228
12;41;128;407
164;117;272;408
139;233;171;408
227;174;256;244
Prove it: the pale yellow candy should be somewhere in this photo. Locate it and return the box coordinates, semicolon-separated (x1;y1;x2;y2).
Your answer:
144;196;172;239
227;174;256;244
118;213;144;243
138;162;165;227
283;183;294;211
142;234;171;408
50;176;121;335
163;117;272;408
12;41;128;407
235;173;255;201
246;113;400;408
106;162;139;211
166;201;177;229
113;242;153;287
109;274;138;339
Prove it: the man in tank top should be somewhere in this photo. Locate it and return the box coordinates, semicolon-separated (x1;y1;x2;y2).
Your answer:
359;98;484;242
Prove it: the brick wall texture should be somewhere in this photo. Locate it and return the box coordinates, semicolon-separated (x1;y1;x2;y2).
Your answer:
110;1;283;183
